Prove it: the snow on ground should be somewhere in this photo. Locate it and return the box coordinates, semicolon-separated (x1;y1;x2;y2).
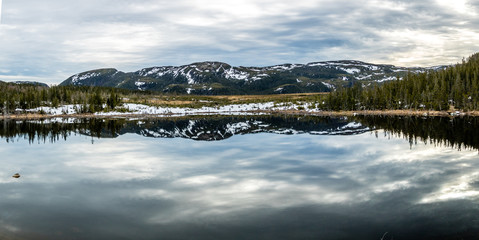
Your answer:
98;102;322;116
24;102;323;117
27;105;81;115
98;102;278;116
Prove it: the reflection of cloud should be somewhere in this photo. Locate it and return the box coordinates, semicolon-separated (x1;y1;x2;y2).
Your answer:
44;133;479;211
0;220;21;238
1;129;479;237
419;171;479;204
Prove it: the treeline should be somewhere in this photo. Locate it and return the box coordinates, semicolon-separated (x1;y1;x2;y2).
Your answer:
323;53;479;111
0;84;126;114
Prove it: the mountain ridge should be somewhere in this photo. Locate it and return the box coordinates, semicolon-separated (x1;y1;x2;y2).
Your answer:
0;80;50;88
60;60;447;95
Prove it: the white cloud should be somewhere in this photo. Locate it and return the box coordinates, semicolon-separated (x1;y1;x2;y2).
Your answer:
0;0;478;84
0;0;3;24
436;0;476;15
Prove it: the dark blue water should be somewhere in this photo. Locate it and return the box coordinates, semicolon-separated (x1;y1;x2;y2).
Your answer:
1;117;479;239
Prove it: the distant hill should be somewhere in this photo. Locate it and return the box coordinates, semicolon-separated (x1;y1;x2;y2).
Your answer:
59;61;444;95
12;81;49;88
0;80;49;88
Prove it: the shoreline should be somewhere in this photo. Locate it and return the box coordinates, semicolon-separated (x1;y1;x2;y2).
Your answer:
0;109;477;120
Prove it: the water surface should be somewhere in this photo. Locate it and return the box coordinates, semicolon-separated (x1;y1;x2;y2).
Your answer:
1;116;478;239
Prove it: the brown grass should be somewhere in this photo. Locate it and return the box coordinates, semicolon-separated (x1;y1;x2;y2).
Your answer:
122;93;326;108
209;93;326;102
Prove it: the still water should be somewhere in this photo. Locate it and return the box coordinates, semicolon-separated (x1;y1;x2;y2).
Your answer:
1;116;479;240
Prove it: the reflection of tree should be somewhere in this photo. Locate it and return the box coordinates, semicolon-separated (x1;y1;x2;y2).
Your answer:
3;116;477;150
354;116;479;151
0;119;125;144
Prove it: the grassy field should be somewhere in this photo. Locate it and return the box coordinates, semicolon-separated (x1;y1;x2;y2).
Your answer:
125;93;328;108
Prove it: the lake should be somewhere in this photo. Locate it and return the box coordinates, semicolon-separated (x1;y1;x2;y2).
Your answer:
1;115;479;240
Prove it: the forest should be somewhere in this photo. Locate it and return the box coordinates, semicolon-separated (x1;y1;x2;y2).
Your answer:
323;53;479;111
0;84;125;114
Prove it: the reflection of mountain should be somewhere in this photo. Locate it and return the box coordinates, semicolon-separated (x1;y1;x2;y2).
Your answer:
127;116;369;141
0;116;369;143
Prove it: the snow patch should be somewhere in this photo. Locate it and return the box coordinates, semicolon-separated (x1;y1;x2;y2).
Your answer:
367;65;379;71
356;74;372;80
71;72;101;84
339;67;360;74
321;82;335;89
268;64;302;71
250;73;269;81
376;76;397;83
224;68;250;81
186;70;196;84
135;81;147;90
307;62;328;67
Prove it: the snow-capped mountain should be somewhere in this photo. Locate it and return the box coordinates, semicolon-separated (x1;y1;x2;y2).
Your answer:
60;60;445;95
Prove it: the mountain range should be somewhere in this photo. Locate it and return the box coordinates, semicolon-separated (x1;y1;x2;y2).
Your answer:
59;61;445;95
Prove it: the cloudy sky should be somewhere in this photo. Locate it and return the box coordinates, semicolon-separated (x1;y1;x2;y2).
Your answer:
0;0;478;84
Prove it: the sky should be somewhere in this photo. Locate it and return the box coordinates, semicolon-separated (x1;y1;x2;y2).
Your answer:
0;0;478;85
